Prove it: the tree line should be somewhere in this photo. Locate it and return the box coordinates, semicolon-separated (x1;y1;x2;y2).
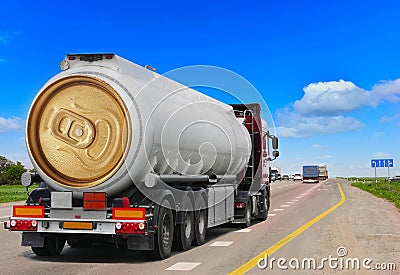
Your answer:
0;155;27;185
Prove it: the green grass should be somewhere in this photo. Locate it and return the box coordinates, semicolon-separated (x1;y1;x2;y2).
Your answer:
0;184;39;203
351;178;400;210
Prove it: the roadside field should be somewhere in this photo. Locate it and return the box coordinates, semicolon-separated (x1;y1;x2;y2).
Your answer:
351;178;400;210
0;185;37;203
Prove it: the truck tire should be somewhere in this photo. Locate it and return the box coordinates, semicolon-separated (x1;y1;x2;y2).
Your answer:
173;210;194;251
193;209;207;246
256;191;269;221
31;236;66;256
242;200;252;228
143;200;174;260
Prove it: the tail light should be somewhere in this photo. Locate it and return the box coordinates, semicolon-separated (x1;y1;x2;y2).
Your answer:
234;202;245;209
9;219;38;231
115;222;146;235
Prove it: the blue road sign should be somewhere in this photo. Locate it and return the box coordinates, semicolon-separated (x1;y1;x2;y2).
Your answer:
371;159;394;168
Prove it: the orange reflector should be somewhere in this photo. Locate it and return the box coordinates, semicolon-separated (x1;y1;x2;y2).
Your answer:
83;192;106;210
63;221;93;230
13;206;44;218
112;208;146;220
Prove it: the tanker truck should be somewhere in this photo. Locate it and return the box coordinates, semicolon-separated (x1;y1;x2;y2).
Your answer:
4;54;279;259
318;164;328;180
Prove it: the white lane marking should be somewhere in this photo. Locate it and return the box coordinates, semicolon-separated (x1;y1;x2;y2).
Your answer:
318;188;329;191
235;228;253;233
281;205;290;207
287;202;295;204
166;262;201;271
268;213;276;216
292;199;299;202
273;209;284;211
295;196;302;199
209;241;233;247
0;216;10;219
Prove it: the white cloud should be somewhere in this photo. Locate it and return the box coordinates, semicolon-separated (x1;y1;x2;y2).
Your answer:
372;152;391;158
275;109;365;138
274;126;300;138
275;77;400;138
0;117;24;132
380;113;400;122
0;31;19;45
372;132;385;138
311;144;323;149
294;79;400;116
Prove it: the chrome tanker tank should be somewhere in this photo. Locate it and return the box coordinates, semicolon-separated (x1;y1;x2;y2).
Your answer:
26;54;252;197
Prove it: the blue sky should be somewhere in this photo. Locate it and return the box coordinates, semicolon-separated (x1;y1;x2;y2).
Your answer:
0;0;399;177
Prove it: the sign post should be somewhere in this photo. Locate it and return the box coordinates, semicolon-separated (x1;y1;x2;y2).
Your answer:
371;158;394;183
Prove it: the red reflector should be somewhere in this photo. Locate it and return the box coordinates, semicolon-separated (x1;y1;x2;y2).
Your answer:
84;192;106;201
84;193;95;200
84;201;106;210
83;192;106;210
105;55;113;59
13;206;44;218
68;56;75;60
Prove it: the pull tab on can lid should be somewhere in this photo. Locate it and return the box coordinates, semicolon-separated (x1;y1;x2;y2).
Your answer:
27;75;131;188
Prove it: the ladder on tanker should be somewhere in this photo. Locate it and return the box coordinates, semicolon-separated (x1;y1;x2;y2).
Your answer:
235;109;257;184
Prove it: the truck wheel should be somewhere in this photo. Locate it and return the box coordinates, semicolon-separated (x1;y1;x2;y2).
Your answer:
256;192;269;221
173;210;194;251
31;236;66;256
242;200;252;228
193;209;207;246
144;201;174;260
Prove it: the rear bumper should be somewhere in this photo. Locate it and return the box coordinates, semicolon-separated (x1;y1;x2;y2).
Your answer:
6;217;148;235
303;179;319;183
21;231;155;251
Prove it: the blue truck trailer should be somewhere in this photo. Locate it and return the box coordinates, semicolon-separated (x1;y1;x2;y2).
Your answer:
302;165;319;183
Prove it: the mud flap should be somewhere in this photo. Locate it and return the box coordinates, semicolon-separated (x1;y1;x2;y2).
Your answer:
127;235;154;251
22;232;45;247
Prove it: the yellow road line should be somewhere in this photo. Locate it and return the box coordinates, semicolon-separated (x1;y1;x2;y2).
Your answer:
228;183;346;275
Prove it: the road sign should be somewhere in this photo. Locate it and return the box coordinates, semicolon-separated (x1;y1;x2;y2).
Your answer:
371;159;394;168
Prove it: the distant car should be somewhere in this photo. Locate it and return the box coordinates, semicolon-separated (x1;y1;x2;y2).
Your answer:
393;175;400;182
289;175;294;180
282;175;289;180
271;174;276;182
293;174;303;181
276;173;282;181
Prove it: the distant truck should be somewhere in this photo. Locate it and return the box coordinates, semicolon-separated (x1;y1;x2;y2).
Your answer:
270;167;281;181
318;164;328;180
302;166;319;183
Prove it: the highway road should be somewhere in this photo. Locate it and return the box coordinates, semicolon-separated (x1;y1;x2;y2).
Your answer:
1;179;399;274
